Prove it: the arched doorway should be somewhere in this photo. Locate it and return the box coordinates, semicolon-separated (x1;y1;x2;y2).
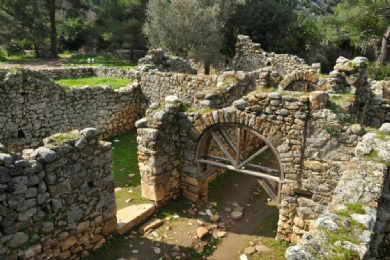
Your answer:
196;123;284;204
284;80;322;92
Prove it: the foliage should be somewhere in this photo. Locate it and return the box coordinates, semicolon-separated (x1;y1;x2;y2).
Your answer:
143;0;244;73
317;0;390;62
325;126;341;136
55;76;131;90
223;0;320;56
366;61;390;80
97;0;147;58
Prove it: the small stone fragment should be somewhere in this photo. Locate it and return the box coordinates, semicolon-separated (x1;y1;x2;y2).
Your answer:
210;215;220;223
231;211;243;220
152;247;161;254
125;198;133;203
224;207;232;213
255;245;272;253
239;254;249;260
188;208;196;216
244;246;256;255
216;231;226;238
196;227;209;239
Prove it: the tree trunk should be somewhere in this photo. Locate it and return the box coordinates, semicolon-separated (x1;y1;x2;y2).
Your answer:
380;26;390;64
47;0;57;58
204;60;210;75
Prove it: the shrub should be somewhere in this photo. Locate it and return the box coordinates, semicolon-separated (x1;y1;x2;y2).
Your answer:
366;62;390;80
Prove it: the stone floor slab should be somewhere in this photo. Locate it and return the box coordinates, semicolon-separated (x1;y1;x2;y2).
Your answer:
117;204;156;235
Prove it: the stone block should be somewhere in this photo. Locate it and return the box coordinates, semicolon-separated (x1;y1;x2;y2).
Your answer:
138;217;163;235
117;204;155;235
141;181;165;201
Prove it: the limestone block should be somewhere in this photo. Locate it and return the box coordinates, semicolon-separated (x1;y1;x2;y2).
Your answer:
138;217;163;234
117;204;156;235
141;181;165;201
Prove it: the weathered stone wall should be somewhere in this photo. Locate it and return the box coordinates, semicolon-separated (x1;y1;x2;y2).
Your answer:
232;35;308;74
367;80;390;127
138;49;197;74
32;67;140;80
0;68;142;150
0;128;116;260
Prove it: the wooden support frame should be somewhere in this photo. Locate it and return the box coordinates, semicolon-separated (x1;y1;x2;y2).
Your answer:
196;123;284;204
285;81;321;92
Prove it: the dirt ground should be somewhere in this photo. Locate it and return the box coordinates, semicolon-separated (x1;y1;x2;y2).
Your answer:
87;172;284;260
0;56;69;69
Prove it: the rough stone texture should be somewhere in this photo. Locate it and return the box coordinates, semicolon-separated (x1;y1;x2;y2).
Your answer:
116;204;156;235
0;68;143;150
0;128;116;260
232;35;307;74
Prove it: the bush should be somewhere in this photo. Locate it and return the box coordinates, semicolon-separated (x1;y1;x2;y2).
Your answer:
366;62;390;80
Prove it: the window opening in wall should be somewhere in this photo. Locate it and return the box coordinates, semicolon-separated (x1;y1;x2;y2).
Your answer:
20;92;28;96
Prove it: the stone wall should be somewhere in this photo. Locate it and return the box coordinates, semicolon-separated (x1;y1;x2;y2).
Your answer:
0;68;142;150
232;35;308;74
367;80;390;127
138;49;197;74
33;67;140;80
0;128;117;260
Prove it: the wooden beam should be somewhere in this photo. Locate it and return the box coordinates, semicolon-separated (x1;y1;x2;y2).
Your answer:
197;159;282;183
237;145;268;169
202;155;279;175
199;167;218;180
210;132;236;166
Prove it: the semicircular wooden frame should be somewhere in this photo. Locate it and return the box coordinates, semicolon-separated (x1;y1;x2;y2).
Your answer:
284;80;322;92
196;123;284;204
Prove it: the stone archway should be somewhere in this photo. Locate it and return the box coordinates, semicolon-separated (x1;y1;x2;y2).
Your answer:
280;70;327;91
195;123;284;204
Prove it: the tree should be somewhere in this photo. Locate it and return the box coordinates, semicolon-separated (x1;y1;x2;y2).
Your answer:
98;0;147;60
0;0;48;55
223;0;300;55
143;0;244;74
317;0;390;63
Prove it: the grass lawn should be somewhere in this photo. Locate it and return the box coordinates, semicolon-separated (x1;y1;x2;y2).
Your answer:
104;129;148;210
0;53;41;63
56;76;131;90
62;54;137;68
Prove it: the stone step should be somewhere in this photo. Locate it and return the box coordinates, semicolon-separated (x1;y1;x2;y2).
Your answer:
117;204;156;235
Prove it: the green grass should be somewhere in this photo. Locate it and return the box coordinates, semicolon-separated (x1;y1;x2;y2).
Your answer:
366;61;390;80
104;129;148;210
62;54;137;68
56;76;131;90
104;129;140;188
0;53;41;63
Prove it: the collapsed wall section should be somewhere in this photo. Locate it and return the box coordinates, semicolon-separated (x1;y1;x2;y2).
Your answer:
0;68;142;150
0;128;116;260
232;35;307;73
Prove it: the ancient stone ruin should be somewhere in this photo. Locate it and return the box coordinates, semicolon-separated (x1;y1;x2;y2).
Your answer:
0;35;390;259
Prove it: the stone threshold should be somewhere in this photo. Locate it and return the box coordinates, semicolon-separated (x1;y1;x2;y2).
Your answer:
117;204;156;235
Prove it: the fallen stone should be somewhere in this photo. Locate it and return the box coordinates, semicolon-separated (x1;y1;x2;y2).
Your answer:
216;231;226;238
114;187;123;192
225;207;232;213
152;247;161;254
187;208;196;216
244;246;256;255
231;211;243;220
256;245;272;253
117;204;156;235
125;198;133;203
138;217;163;234
196;227;209;239
210;215;219;223
239;254;249;260
233;206;244;212
379;123;390;132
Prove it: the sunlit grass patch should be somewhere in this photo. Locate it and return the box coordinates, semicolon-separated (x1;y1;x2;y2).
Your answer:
56;76;131;90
